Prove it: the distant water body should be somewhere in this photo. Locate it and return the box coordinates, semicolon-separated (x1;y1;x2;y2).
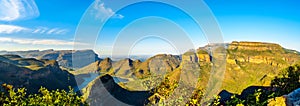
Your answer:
100;55;152;62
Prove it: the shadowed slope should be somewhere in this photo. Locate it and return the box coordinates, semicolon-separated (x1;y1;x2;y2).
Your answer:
82;74;152;106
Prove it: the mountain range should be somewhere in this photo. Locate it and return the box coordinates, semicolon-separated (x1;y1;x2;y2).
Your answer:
0;49;100;69
0;41;299;105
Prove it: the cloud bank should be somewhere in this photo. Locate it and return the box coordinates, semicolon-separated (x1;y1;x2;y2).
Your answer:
0;37;87;46
93;0;124;21
0;0;40;21
32;27;69;35
0;24;68;35
0;24;29;34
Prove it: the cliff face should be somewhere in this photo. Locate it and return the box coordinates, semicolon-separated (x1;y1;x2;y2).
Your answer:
228;41;284;52
226;41;299;66
0;50;100;69
0;55;77;94
223;41;300;93
180;52;201;86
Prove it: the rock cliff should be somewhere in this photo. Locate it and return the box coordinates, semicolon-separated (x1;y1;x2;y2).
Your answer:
223;41;300;93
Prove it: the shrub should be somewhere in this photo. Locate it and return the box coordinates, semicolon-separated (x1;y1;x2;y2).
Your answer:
0;84;88;106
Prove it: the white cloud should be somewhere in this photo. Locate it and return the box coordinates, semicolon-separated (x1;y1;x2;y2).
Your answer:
46;28;58;34
0;37;12;42
54;29;68;35
0;24;29;34
0;37;87;46
36;27;69;35
0;25;69;35
93;0;124;21
0;0;39;21
32;27;48;34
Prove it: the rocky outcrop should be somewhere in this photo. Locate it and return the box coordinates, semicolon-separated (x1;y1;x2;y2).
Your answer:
0;49;100;69
180;51;201;86
134;54;181;78
99;58;112;72
0;55;77;94
197;52;211;63
112;58;142;77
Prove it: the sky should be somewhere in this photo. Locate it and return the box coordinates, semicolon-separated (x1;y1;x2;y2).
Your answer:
0;0;299;55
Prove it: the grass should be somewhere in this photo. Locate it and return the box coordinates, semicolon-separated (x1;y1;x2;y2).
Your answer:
24;65;43;70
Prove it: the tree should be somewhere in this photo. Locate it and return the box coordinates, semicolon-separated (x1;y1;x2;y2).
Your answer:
271;64;300;96
0;84;88;106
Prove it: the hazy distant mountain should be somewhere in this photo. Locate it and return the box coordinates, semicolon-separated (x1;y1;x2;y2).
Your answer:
0;49;100;69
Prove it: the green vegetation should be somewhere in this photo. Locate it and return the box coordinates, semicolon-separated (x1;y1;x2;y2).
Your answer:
222;45;300;94
224;89;274;106
24;65;43;70
146;63;300;106
271;64;300;95
0;84;87;106
222;64;300;106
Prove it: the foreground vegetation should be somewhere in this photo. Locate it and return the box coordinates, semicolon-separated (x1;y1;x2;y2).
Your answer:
222;64;300;106
0;84;87;106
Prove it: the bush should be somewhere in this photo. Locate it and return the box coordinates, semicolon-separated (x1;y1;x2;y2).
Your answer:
0;84;88;106
271;64;300;95
223;64;300;106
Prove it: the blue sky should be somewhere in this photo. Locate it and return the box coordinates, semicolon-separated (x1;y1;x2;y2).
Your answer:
0;0;299;55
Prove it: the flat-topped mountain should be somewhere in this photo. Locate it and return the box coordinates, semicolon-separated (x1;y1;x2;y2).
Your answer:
228;41;284;52
0;49;100;69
